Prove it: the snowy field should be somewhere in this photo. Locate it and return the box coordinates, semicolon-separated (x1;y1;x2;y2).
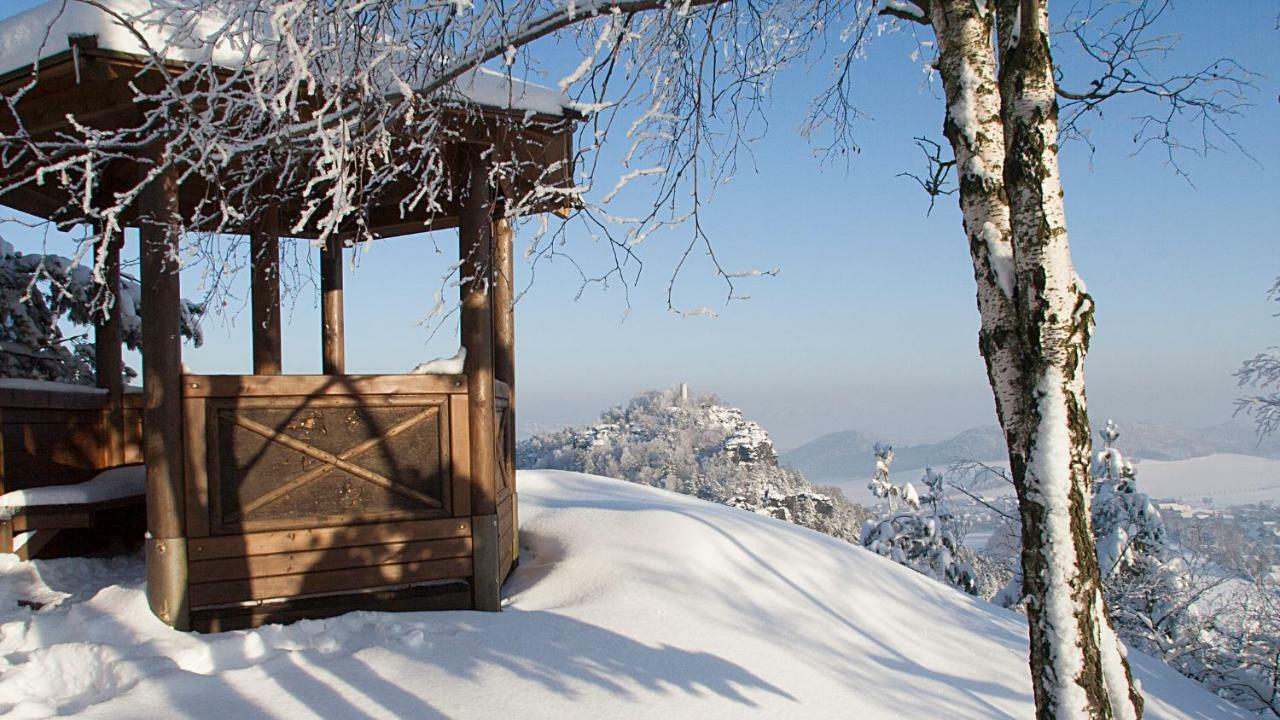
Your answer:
0;470;1249;719
1132;454;1280;507
834;453;1280;508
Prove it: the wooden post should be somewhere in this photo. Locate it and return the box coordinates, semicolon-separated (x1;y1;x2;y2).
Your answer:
93;222;125;466
460;148;500;611
138;157;189;630
492;214;518;567
250;204;282;375
320;233;345;375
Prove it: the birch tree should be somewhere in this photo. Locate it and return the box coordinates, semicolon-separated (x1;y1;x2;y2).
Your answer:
875;1;1249;715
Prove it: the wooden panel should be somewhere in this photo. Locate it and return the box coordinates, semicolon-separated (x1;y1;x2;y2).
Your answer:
188;516;471;560
189;536;472;582
188;556;473;607
206;395;451;532
183;374;466;398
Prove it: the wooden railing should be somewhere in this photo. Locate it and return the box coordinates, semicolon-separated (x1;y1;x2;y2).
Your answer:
0;384;143;493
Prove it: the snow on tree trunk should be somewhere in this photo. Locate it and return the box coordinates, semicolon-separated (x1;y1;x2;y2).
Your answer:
995;1;1141;718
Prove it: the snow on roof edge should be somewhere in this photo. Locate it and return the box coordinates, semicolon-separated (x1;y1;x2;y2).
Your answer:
0;0;573;117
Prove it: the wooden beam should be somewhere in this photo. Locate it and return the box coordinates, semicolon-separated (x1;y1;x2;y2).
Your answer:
320;233;345;375
93;222;125;466
492;215;519;568
250;204;282;375
138;154;189;630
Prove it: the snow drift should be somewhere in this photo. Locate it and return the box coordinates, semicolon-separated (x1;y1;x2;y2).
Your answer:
0;470;1249;718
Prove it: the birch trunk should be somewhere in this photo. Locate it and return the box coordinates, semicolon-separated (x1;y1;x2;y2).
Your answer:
995;1;1143;717
928;0;1027;463
929;0;1144;715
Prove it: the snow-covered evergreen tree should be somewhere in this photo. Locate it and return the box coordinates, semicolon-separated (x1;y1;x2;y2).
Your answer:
1092;420;1168;580
862;449;977;595
1;238;204;384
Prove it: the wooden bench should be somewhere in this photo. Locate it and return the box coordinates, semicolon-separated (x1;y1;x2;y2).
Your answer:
0;381;146;559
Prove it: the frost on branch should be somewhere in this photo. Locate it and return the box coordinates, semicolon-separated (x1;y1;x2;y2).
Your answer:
1234;276;1280;438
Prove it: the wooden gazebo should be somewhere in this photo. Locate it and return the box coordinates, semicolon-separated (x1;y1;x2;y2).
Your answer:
0;14;574;631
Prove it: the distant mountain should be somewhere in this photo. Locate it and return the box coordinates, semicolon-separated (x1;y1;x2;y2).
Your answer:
780;426;1005;481
783;419;1280;481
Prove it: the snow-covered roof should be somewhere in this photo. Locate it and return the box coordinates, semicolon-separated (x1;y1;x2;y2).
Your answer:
0;0;572;116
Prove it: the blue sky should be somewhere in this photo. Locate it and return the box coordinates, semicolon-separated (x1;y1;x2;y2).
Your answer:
1;1;1276;449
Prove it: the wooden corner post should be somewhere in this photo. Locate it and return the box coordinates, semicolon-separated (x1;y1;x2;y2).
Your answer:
139;157;189;631
250;203;282;375
460;147;501;611
320;233;345;375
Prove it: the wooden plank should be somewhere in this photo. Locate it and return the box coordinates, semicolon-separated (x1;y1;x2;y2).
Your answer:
234;508;451;535
460;148;498;517
182;374;466;398
190;580;472;632
188;556;473;607
320;233;345;375
449;394;472;518
208;394;448;411
189;516;471;560
183;397;210;538
0;407;109;424
250;204;282;375
189;537;472;582
497;493;514;538
471;514;500;611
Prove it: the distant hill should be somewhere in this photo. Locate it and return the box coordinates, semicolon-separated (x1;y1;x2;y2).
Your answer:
517;386;871;543
782;419;1280;481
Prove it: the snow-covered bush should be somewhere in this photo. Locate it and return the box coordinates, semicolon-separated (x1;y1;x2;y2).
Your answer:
518;386;871;543
0;239;204;384
861;449;977;595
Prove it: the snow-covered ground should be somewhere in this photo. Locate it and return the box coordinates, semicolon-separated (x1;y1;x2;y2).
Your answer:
1133;453;1280;507
0;471;1249;718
